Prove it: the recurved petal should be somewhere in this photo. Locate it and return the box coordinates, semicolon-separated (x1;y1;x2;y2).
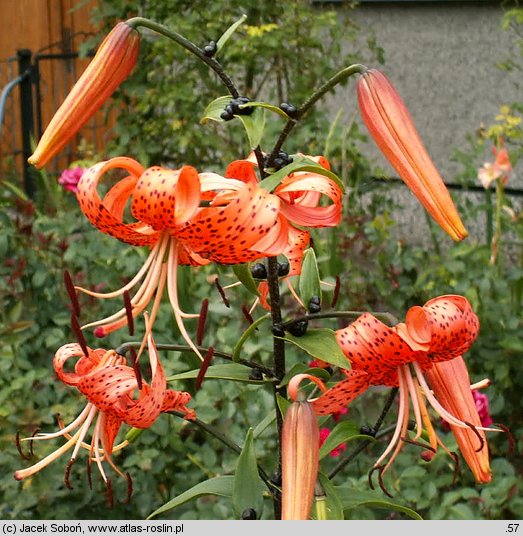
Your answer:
53;343;104;386
357;69;467;241
29;22;140;168
425;356;492;483
77;157;159;246
100;410;124;457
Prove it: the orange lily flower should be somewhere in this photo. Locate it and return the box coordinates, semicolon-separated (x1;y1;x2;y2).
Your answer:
29;23;140;168
74;157;283;357
15;331;194;486
289;295;498;483
226;154;342;308
357;69;468;241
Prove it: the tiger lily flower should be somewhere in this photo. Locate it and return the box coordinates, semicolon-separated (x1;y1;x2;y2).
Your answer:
15;330;194;487
75;157;283;358
226;153;342;308
29;23;140;168
357;69;468;241
289;295;498;484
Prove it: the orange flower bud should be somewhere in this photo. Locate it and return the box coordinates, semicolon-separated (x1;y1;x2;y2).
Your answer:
425;356;492;483
357;69;468;241
281;399;320;520
29;22;140;168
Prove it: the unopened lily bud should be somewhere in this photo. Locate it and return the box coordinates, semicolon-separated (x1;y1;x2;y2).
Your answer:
29;22;140;168
281;399;320;520
357;69;468;241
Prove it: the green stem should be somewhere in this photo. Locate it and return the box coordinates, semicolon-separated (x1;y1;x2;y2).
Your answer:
328;387;399;479
282;310;399;328
231;314;272;363
485;187;493;247
126;17;239;98
490;179;504;266
170;411;276;492
268;64;367;161
115;341;273;377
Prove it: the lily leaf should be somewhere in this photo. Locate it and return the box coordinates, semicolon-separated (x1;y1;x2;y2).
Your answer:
317;473;344;520
239;101;291;120
283;329;349;370
319;422;373;459
147;476;233;519
253;410;276;439
200;95;231;124
238;107;266;149
278;362;330;388
216;14;247;53
232;263;260;296
276;393;291;418
167;363;268;383
299;248;321;309
334;487;423;520
232;429;265;518
259;156;345;193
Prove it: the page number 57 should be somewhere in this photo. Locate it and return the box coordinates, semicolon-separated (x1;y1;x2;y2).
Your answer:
507;524;520;533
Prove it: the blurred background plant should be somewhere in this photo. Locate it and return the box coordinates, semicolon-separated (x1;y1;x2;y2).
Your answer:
0;0;521;521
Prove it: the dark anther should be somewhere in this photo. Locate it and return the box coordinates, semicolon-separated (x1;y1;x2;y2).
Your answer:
86;458;93;490
308;295;321;314
71;313;89;358
106;478;114;509
272;323;285;337
29;428;40;457
203;40;217;57
279;102;298;118
197;299;209;345
494;423;515;455
331;275;341;308
125;472;133;504
464;421;485;453
64;270;80;318
450;451;460;486
367;466;377;490
241;305;254;325
15;431;30;460
129;347;143;391
277;260;290;277
359;424;376;437
251;262;267;280
241;508;257;520
420;450;435;462
123;290;134;336
64;458;76;490
287;319;308;337
214;277;230;308
377;466;394;498
248;368;263;381
195;347;214;391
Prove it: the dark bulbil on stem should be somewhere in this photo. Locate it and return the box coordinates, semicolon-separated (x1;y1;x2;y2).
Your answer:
220;96;254;121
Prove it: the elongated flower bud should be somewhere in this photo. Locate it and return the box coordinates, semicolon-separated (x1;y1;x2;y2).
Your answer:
29;22;140;168
281;399;320;520
425;356;492;483
357;69;468;241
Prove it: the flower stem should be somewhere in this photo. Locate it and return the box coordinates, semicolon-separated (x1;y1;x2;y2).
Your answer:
490;178;504;266
282;310;398;328
125;17;239;98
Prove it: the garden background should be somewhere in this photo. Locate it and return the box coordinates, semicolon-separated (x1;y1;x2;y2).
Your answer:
0;0;521;520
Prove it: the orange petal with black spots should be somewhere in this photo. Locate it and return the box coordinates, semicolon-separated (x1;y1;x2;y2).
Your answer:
54;343;104;387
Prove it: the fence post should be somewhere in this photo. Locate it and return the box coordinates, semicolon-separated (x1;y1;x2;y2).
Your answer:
17;48;36;199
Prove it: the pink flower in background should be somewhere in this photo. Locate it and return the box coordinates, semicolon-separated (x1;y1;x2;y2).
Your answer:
319;427;347;457
478;145;512;189
58;166;86;193
472;390;493;427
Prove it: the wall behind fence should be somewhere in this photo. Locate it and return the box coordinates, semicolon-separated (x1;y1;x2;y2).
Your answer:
0;0;107;184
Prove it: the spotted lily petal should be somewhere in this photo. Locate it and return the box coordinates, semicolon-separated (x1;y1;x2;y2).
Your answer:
357;69;467;241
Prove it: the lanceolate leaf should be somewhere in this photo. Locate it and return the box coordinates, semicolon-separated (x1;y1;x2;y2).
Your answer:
317;473;344;520
259;156;345;193
283;329;350;370
238;107;266;149
200;95;231;124
334;487;423;520
319;422;373;459
232;429;265;518
216;14;247;53
232;263;260;296
167;363;268;383
239;101;291;120
299;248;321;309
147;476;234;519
